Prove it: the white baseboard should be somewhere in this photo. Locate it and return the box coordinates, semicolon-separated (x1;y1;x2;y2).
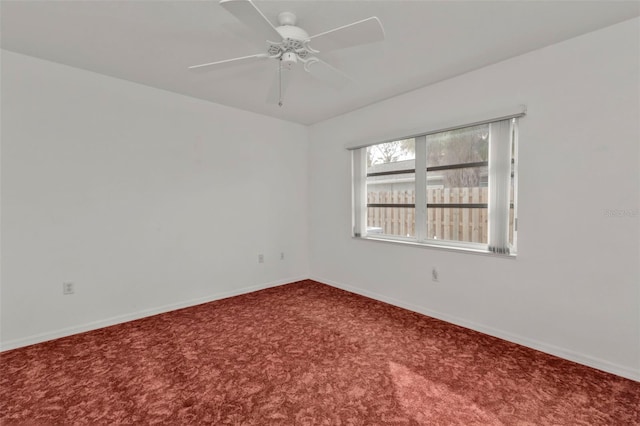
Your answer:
0;276;306;352
311;275;640;382
4;275;637;382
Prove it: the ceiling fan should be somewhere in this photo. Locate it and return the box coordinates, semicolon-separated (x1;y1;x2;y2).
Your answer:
189;0;385;106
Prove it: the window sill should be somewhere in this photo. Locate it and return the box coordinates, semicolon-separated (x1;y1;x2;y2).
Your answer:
353;235;517;258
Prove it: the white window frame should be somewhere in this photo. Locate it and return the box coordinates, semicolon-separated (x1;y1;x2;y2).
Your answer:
350;108;524;256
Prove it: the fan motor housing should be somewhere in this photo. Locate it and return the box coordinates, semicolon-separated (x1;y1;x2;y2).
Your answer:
270;22;312;66
275;25;309;42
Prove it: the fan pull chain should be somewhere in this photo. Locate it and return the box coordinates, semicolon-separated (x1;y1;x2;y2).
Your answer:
278;60;283;107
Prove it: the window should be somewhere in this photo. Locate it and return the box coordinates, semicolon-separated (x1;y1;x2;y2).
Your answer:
352;115;520;255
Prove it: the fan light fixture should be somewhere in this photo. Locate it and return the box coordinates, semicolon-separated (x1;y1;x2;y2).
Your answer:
281;51;297;70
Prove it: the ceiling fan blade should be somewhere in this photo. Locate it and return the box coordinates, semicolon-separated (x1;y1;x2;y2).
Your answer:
220;0;283;43
305;58;352;89
266;64;294;105
188;53;267;71
309;17;384;53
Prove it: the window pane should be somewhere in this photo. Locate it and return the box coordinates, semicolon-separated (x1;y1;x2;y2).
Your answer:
366;139;416;238
367;206;416;237
427;167;488;189
367;138;415;165
367;170;415;191
426;169;488;244
427;206;488;243
427;124;489;168
426;124;489;244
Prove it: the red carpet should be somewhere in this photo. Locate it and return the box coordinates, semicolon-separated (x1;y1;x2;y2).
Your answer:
1;280;638;424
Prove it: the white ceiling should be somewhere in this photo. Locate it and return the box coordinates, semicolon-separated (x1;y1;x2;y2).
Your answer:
2;1;639;125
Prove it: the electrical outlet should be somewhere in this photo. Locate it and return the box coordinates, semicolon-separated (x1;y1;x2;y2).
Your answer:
258;254;264;263
280;252;284;260
63;282;75;295
431;268;439;282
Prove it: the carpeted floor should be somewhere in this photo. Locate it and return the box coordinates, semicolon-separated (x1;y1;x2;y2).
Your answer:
1;280;639;425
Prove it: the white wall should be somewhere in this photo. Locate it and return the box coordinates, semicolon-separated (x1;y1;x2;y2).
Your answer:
308;18;640;380
1;50;309;349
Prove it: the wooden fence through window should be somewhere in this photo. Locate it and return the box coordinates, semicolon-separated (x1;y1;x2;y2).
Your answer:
367;188;503;243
